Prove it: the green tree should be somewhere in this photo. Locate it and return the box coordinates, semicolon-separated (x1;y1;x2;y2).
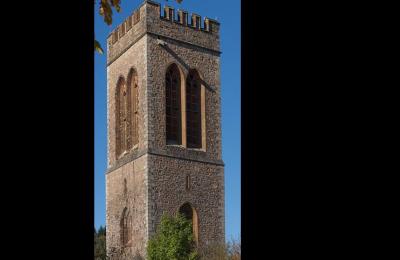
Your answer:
147;214;198;260
95;225;107;260
95;0;184;54
200;242;227;260
98;225;106;236
226;237;241;260
199;237;241;260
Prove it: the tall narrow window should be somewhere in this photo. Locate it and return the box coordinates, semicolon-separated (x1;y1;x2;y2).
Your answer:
186;70;202;148
116;77;127;157
120;207;132;247
185;175;191;191
166;64;181;144
127;69;139;149
179;202;199;245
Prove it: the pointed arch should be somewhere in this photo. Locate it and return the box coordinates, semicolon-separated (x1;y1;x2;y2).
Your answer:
127;68;139;148
165;63;182;145
186;69;202;148
179;202;199;245
115;76;127;158
120;207;132;247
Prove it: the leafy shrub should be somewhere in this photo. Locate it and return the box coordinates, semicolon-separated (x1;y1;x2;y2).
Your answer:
199;237;241;260
147;214;198;260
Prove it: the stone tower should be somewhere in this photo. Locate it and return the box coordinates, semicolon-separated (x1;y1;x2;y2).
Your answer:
105;1;224;259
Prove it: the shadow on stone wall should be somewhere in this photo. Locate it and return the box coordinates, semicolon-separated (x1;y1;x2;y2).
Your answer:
160;43;216;93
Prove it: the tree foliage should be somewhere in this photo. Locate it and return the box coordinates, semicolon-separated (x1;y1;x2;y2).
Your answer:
226;237;241;260
94;225;107;260
98;0;122;26
147;214;198;260
92;222;240;260
199;237;241;260
95;0;184;53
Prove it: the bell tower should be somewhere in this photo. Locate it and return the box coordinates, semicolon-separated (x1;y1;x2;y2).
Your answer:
106;1;224;259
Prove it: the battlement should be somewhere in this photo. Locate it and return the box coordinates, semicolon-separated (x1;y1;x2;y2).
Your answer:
160;5;220;33
107;0;220;61
107;7;142;49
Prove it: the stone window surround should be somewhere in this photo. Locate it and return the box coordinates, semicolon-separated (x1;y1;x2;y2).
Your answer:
178;202;199;245
115;67;140;160
163;62;207;152
165;64;182;145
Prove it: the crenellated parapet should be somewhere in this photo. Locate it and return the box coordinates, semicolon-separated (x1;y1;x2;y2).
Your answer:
107;0;220;66
160;4;220;33
106;3;147;64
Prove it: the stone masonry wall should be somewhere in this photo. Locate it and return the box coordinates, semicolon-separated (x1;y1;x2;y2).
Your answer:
107;3;147;66
107;35;148;168
107;0;222;166
147;154;225;250
145;1;220;52
106;155;148;259
146;32;223;163
106;1;224;259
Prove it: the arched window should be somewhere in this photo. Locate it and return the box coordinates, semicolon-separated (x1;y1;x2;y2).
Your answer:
186;70;202;148
179;202;199;245
116;77;127;157
127;69;139;149
165;64;182;145
120;207;132;247
116;70;139;159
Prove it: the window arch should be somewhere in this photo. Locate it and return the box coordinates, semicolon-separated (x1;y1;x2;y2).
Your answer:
115;77;127;157
120;207;132;247
179;202;199;245
127;68;139;148
186;70;202;148
116;69;139;159
165;64;182;145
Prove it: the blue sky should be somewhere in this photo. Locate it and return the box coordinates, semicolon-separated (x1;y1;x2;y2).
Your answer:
95;0;240;241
